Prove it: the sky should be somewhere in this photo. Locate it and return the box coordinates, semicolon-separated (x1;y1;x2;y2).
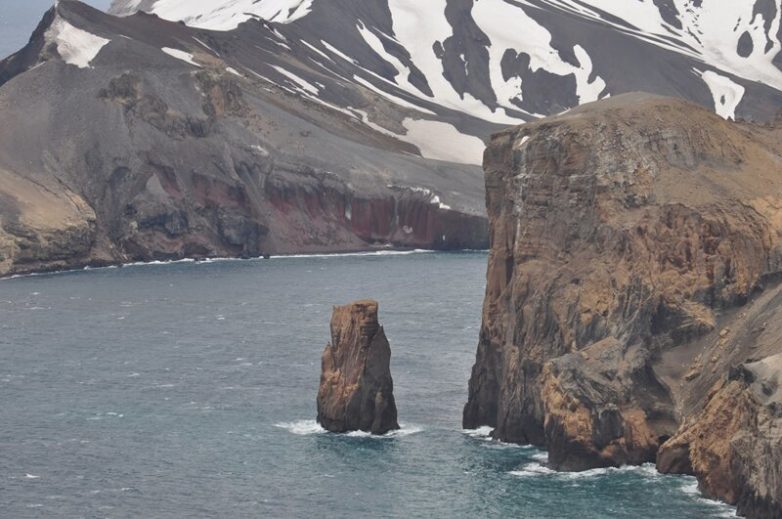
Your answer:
0;0;113;59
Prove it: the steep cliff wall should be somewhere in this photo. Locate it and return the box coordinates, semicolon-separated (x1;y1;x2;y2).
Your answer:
463;93;782;517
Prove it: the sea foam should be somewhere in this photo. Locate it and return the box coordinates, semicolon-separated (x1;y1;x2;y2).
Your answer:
274;420;327;435
274;420;423;438
509;463;556;477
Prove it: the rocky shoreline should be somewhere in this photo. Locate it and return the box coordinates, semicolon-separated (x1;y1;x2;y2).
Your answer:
0;248;484;281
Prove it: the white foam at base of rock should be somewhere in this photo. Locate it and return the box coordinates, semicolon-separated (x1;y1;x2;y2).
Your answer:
509;462;557;477
462;426;495;439
274;420;327;435
510;462;664;480
274;420;423;438
44;17;110;69
161;47;200;67
345;424;423;438
680;478;739;517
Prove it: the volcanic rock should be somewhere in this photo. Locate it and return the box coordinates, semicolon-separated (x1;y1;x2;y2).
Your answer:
317;300;399;435
463;92;782;518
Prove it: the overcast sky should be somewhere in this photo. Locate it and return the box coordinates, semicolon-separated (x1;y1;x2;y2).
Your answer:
0;0;113;59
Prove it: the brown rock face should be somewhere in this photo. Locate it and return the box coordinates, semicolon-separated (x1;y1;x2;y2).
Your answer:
463;93;782;518
317;300;399;435
658;355;782;518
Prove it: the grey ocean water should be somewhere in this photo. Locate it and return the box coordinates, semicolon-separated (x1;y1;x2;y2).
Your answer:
1;252;735;518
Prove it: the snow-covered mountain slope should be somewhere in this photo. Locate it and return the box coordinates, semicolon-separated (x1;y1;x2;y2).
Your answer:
109;0;782;127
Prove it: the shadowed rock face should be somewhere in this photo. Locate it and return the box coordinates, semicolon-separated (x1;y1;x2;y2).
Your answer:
317;300;399;435
463;93;782;518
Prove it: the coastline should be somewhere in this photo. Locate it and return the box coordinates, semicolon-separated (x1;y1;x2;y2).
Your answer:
0;248;489;282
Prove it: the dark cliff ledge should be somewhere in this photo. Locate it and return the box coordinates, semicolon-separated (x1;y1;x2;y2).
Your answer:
463;93;782;518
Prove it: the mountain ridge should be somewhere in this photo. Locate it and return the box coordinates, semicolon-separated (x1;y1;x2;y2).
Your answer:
108;0;782;122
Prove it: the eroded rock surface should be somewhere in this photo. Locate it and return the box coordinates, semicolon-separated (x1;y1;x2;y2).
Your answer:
463;93;782;517
658;354;782;519
317;300;399;435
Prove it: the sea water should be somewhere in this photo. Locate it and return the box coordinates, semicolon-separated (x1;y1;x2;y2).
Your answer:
0;252;735;517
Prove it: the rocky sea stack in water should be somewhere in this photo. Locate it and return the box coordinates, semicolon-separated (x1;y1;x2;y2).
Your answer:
317;300;399;435
464;93;782;518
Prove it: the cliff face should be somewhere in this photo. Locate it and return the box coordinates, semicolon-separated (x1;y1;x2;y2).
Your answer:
463;93;782;517
317;300;399;435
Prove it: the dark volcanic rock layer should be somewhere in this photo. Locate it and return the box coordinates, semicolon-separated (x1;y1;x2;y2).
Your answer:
463;93;782;518
317;300;399;435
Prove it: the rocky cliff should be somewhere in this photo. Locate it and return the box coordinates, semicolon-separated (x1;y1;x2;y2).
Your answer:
463;93;782;517
317;300;399;435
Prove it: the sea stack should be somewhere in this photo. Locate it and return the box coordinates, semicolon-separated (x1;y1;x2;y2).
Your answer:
317;300;399;435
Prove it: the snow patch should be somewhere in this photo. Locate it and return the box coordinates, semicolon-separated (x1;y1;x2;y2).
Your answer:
301;40;334;63
44;17;110;69
161;47;200;67
356;21;421;95
150;0;314;31
388;0;525;124
471;1;606;106
536;0;782;91
271;65;320;95
695;69;745;120
399;119;485;166
321;40;357;65
389;185;455;210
